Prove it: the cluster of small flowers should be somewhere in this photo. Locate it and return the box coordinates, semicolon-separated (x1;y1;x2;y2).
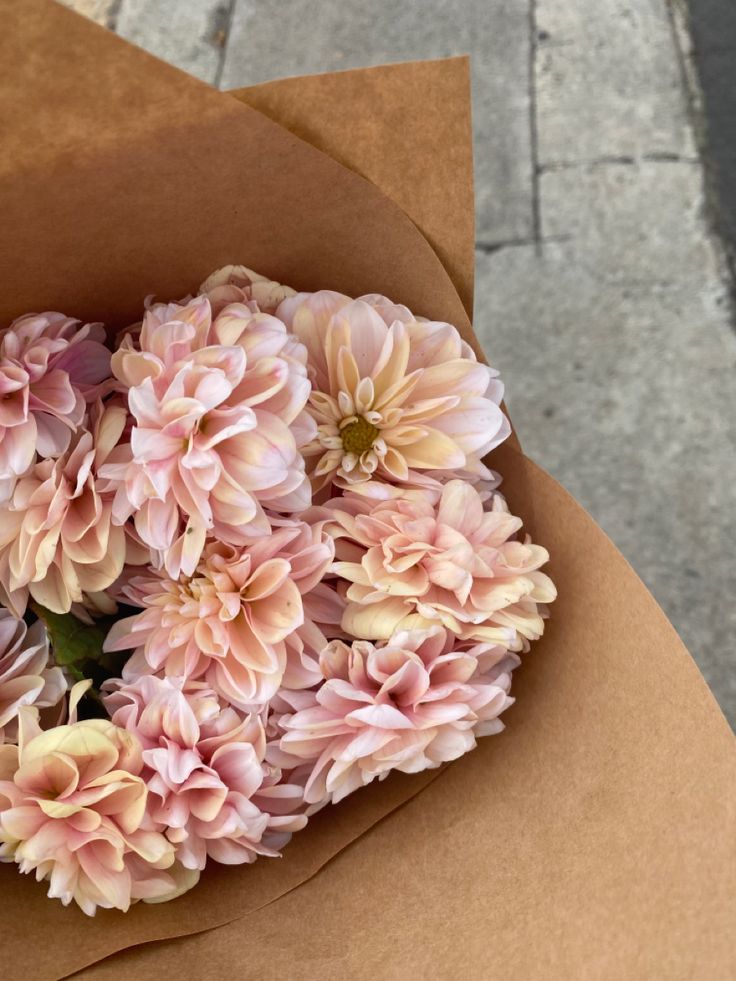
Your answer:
0;266;555;915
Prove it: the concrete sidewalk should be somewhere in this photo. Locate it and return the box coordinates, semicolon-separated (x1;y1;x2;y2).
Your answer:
62;0;736;726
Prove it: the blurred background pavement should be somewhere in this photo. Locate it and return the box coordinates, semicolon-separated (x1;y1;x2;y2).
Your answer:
61;0;736;726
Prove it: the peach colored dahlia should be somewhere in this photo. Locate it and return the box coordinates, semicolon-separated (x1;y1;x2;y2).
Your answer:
0;312;110;503
104;519;334;709
0;688;187;915
276;290;510;489
274;626;518;805
0;609;65;744
327;479;556;646
198;264;296;316
105;675;307;871
101;293;314;577
0;401;128;615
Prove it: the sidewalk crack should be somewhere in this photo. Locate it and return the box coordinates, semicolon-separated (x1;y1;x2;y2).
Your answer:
214;0;237;90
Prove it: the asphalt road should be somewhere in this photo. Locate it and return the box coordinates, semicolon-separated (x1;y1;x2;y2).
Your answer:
687;0;736;270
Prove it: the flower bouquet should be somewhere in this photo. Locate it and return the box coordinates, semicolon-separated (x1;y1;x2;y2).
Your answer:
0;263;554;914
1;2;733;979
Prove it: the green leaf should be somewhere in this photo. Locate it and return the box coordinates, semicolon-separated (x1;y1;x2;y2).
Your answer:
29;604;133;720
30;603;108;667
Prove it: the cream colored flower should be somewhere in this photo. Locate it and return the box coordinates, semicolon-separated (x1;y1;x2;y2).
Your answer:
277;291;510;489
327;480;556;647
198;264;296;315
0;685;185;915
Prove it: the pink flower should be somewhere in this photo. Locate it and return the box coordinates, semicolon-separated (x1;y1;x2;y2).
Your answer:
277;290;510;489
105;519;334;709
0;685;187;915
104;675;307;871
198;264;296;315
274;626;518;805
0;609;65;744
0;312;111;502
102;294;315;577
327;480;556;647
0;402;128;615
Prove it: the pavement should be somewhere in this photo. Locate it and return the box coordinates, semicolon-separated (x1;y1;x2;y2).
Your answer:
60;0;736;727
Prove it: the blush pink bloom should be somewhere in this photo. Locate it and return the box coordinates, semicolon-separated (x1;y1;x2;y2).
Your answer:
274;626;518;805
105;519;334;709
0;685;188;915
0;402;128;615
198;264;296;316
102;294;315;577
105;675;307;871
327;480;556;647
0;312;111;502
276;290;510;489
0;610;66;744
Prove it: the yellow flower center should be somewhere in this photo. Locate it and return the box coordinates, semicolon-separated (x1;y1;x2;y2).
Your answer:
341;416;379;455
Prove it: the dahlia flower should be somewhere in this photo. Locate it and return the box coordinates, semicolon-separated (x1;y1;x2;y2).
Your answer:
327;479;556;646
0;401;128;615
199;264;296;315
102;293;314;577
0;312;111;502
104;519;334;709
0;684;186;915
0;610;65;744
276;290;510;489
105;675;307;871
275;626;518;805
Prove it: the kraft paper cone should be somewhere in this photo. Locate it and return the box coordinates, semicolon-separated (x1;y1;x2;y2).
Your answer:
1;3;734;979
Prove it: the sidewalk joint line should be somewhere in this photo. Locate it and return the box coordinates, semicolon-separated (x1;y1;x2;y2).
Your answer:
528;0;542;255
538;154;700;172
475;235;571;254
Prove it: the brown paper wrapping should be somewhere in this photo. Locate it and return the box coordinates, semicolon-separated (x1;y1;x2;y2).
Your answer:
1;2;733;978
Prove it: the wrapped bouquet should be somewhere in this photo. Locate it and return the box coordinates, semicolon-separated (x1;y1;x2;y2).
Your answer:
0;266;554;914
1;2;732;979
